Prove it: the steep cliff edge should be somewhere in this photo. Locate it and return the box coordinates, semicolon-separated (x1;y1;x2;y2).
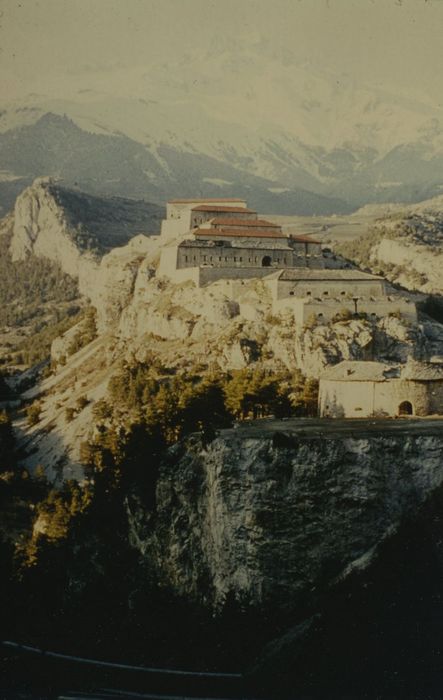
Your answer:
128;424;443;612
9;177;163;302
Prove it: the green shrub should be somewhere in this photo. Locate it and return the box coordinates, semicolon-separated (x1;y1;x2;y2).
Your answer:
65;407;76;423
26;401;42;426
76;395;89;412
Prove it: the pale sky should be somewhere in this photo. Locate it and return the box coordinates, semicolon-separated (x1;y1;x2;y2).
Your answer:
0;0;442;104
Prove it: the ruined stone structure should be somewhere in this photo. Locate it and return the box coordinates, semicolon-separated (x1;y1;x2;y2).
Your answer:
319;358;443;417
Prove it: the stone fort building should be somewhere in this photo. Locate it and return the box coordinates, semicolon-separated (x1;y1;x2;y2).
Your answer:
157;197;416;324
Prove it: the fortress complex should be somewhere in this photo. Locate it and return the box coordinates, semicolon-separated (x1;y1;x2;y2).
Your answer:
158;198;416;324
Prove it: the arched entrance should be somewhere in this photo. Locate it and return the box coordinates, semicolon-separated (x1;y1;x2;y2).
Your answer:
261;255;272;267
398;400;413;416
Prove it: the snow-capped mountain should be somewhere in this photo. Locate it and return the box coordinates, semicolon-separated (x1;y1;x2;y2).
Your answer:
2;43;443;213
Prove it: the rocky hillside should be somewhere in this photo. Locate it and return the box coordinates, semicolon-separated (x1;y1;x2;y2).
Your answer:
4;180;443;478
335;195;443;296
3;183;443;697
8;177;162;299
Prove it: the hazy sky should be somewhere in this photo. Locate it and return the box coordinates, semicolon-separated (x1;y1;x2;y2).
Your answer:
1;0;443;104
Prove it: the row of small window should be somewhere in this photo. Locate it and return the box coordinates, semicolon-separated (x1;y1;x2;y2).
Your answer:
289;290;350;296
184;255;288;263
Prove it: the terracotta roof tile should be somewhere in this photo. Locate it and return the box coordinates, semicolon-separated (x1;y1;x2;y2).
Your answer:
192;205;256;213
290;235;322;244
212;218;281;228
169;198;246;204
194;227;286;239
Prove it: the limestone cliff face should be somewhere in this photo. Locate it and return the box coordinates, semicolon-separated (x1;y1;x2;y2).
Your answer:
371;237;443;295
10;177;99;299
127;428;443;612
8;178;161;321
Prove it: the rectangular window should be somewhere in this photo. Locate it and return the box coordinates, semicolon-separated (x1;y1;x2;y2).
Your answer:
239;257;243;262
185;255;188;262
203;255;207;261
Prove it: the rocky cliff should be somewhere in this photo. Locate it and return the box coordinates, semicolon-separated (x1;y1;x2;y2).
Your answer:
9;177;163;304
337;197;443;296
127;424;443;612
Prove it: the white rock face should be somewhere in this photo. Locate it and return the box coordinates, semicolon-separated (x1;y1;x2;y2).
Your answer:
11;178;99;299
372;238;443;294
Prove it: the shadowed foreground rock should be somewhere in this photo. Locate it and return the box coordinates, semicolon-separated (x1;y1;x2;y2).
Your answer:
128;430;443;611
126;428;443;696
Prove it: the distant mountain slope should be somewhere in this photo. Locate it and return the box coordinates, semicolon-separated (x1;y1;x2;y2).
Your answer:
0;113;351;216
3;46;443;213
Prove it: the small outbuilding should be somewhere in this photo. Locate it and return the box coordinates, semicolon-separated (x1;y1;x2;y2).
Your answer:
318;358;443;418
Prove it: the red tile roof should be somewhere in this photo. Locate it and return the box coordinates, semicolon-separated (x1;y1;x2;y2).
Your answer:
192;205;256;213
169;198;247;204
212;218;281;228
290;235;322;244
194;228;287;239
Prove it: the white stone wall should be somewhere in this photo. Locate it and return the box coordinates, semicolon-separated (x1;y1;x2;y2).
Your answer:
319;378;443;417
198;266;277;286
160;218;192;241
157;245;179;277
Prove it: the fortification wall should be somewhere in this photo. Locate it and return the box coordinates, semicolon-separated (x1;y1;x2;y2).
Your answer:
198;266;277;286
177;245;293;269
291;241;322;256
157;245;179;277
160;219;191;241
274;297;417;324
275;277;386;299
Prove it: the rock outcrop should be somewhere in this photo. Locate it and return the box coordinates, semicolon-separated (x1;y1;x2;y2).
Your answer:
9;178;162;308
127;426;443;612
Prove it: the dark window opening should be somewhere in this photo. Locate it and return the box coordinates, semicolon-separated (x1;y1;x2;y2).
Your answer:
262;255;272;267
398;401;413;416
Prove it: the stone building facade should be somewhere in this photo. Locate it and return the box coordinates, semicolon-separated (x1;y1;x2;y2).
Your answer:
157;197;417;327
161;198;249;240
319;359;443;417
267;269;387;300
